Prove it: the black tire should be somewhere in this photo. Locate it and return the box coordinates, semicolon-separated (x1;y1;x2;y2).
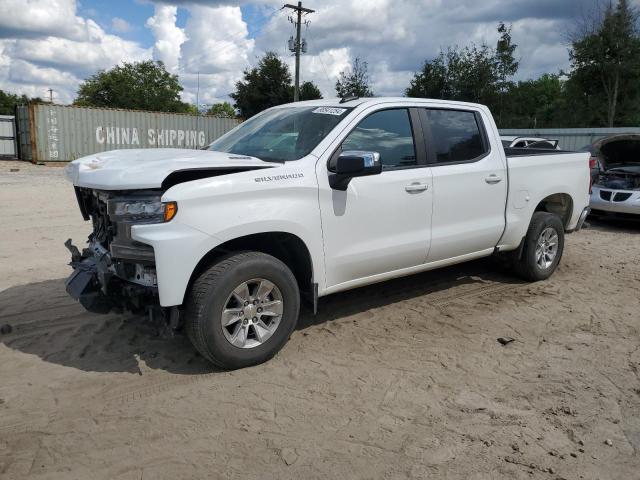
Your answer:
185;252;300;369
512;212;565;282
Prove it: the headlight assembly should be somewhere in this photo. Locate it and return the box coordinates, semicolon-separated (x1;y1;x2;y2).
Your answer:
107;195;177;223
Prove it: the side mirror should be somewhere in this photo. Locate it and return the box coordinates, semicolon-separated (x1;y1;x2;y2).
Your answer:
329;151;382;190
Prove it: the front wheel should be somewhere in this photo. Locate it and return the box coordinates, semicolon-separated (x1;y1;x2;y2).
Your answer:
185;252;300;369
512;212;565;282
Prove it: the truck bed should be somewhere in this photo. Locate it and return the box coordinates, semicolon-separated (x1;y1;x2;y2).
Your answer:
498;149;590;250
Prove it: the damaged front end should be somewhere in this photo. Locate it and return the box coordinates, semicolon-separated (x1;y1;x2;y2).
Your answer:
65;188;175;319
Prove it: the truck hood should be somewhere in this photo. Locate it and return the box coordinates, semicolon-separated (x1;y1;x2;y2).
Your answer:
64;148;279;190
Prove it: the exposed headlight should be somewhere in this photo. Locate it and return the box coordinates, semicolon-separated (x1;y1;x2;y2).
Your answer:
110;198;177;223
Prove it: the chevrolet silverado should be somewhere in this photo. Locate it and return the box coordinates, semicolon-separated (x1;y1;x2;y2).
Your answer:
64;98;591;369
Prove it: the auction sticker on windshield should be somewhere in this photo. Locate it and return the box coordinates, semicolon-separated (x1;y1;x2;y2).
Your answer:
312;107;347;115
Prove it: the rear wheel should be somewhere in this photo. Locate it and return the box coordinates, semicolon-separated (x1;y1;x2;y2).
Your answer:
185;252;300;369
512;212;565;281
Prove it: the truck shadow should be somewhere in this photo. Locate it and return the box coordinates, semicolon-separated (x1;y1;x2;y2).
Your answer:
0;258;523;375
298;258;522;330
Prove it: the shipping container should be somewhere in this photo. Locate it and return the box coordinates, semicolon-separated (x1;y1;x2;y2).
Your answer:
499;127;640;151
0;115;16;159
15;104;241;163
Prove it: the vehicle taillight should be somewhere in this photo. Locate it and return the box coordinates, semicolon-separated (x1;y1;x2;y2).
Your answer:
588;157;595;194
589;156;597;170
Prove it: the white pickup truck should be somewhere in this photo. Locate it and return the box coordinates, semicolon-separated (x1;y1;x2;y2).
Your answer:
64;97;591;369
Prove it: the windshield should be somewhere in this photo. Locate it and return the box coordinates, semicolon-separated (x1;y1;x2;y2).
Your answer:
208;106;352;162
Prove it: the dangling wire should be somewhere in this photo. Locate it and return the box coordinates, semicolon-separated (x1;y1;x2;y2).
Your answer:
305;23;333;90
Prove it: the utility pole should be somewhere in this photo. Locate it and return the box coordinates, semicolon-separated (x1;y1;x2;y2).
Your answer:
48;88;54;104
284;2;314;102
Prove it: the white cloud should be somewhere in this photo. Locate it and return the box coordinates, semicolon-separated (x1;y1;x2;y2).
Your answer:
0;0;611;106
0;0;88;40
9;59;80;86
111;17;133;33
180;5;254;75
0;1;150;103
10;21;148;75
146;5;186;73
177;5;255;105
281;47;351;98
252;0;585;97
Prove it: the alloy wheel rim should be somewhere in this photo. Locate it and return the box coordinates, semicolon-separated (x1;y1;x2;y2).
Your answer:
535;227;559;270
220;278;284;349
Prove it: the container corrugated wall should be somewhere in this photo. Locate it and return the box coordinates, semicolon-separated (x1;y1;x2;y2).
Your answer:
19;104;241;162
16;106;32;161
499;127;640;151
0;115;16;158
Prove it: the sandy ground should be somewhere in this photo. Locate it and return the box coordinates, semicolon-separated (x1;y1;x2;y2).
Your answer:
0;160;639;480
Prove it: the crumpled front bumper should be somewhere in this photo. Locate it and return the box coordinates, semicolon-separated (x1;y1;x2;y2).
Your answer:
64;239;159;314
65;219;216;311
65;241;113;313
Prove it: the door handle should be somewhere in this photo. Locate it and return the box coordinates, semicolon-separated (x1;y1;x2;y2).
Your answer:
485;174;503;184
405;183;429;193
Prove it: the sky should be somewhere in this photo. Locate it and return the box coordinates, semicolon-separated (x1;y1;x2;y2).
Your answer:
0;0;637;107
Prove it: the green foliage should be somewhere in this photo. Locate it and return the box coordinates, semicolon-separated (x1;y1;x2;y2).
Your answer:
406;23;520;123
299;81;323;101
566;0;640;127
406;5;640;128
183;104;199;115
495;23;519;92
405;44;500;106
501;74;564;128
0;90;43;115
230;52;323;118
494;22;519;125
231;52;294;118
74;60;191;113
335;58;374;97
206;102;236;117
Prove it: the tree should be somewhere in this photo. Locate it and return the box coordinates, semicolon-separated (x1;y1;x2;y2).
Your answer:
494;23;519;124
335;58;374;97
207;102;236;117
231;52;293;118
230;52;324;117
495;23;519;93
405;44;500;107
405;52;449;99
74;60;190;113
183;104;199;115
500;74;564;128
0;90;43;115
568;0;640;126
299;81;322;101
406;23;520;117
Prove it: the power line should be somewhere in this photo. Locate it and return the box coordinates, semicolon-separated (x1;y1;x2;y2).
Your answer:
305;26;333;92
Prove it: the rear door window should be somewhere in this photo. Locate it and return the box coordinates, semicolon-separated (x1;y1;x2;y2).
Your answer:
424;109;487;163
